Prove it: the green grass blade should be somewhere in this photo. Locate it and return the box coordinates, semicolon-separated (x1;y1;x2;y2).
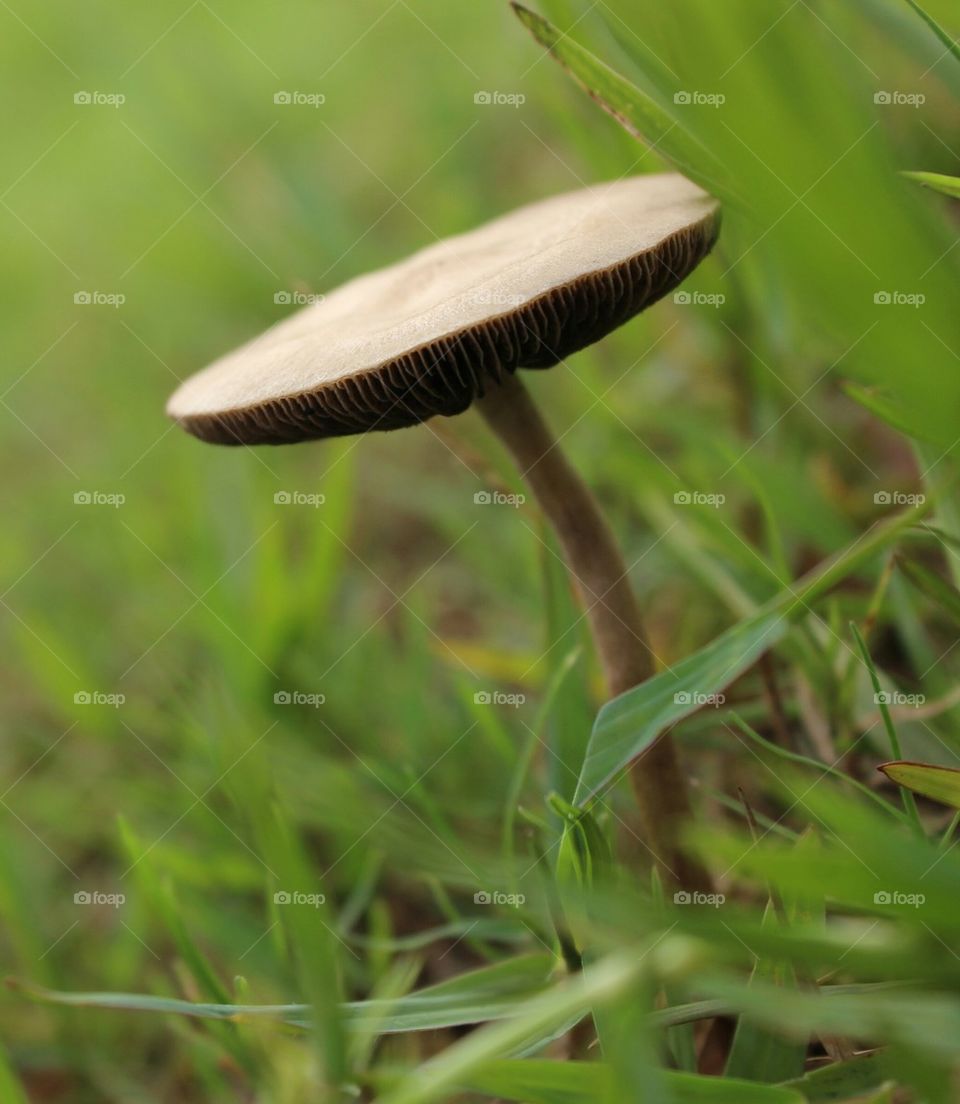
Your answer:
851;623;923;830
903;171;960;199
502;644;582;867
258;800;346;1082
574;502;926;804
0;1044;29;1104
575;605;787;805
115;817;261;1075
117;817;232;1007
12;953;558;1035
348;956;421;1072
730;714;911;825
879;761;960;810
375;951;643;1104
541;532;594;805
464;1059;806;1103
699;974;960;1068
11;975;895;1039
510;3;731;200
902;0;960;64
592;968;667;1103
724;906;806;1083
897;555;960;623
780;1051;891;1101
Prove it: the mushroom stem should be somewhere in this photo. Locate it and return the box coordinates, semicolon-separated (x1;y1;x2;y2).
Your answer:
475;371;709;891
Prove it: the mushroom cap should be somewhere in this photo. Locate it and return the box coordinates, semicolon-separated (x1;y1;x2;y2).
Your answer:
167;173;719;445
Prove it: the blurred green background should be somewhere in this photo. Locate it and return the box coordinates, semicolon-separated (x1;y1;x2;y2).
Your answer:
2;0;960;1099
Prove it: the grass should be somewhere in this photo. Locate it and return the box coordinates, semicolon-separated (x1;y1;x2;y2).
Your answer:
2;0;960;1100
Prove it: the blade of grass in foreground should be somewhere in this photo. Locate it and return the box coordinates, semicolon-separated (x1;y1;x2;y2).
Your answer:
510;3;733;201
10;977;894;1034
10;953;558;1035
574;501;928;805
851;624;922;831
375;951;644;1104
903;171;960;199
781;1051;891;1101
502;644;582;868
879;761;960;811
116;816;260;1076
0;1044;28;1104
902;0;960;65
464;1059;805;1103
724;904;805;1084
730;714;912;826
897;553;960;622
117;816;232;1006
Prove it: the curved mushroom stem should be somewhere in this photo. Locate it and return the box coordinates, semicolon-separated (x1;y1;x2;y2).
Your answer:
475;371;710;892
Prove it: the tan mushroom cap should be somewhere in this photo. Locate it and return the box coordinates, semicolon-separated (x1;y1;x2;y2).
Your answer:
167;173;719;445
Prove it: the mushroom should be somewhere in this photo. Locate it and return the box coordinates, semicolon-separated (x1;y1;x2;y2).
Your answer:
168;173;719;889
